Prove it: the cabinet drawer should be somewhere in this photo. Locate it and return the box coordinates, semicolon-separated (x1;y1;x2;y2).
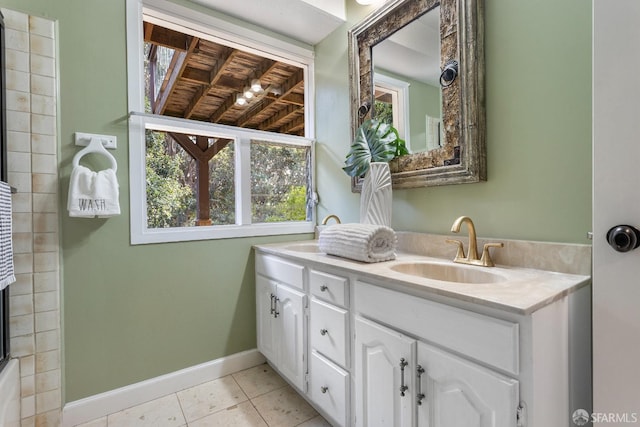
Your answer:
309;269;348;308
310;298;349;367
309;351;349;427
255;253;304;290
355;281;520;375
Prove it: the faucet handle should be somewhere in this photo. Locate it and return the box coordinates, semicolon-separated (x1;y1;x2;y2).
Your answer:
480;242;504;267
446;239;466;261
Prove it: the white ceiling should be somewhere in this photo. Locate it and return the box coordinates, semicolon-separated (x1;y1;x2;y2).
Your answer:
188;0;346;45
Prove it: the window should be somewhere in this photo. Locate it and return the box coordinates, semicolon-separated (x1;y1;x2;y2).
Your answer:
374;73;410;146
126;0;315;244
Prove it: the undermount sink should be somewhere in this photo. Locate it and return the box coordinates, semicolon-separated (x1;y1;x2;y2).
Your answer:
389;261;507;284
282;243;320;253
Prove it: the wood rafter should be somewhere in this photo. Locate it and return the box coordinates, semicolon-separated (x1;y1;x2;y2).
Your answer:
144;22;306;136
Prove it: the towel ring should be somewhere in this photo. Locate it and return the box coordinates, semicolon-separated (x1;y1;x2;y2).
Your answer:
72;137;118;173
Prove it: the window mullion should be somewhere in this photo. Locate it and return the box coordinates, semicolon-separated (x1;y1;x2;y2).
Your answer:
236;137;252;225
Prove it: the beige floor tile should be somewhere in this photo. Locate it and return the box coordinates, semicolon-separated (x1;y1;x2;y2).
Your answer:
251;385;318;427
188;401;268;427
72;416;107;427
232;363;287;398
296;415;334;427
177;375;248;422
107;394;186;427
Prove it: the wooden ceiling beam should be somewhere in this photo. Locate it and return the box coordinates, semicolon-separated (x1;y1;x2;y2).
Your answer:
144;22;191;51
154;36;199;115
184;49;237;119
258;105;300;131
279;115;305;134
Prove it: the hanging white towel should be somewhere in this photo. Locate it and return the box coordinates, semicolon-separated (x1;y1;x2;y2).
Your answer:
319;223;397;263
67;166;120;218
0;181;16;291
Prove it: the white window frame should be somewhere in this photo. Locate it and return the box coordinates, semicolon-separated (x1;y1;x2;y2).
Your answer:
374;72;410;147
126;0;316;244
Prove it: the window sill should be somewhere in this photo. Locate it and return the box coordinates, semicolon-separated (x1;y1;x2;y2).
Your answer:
131;221;315;245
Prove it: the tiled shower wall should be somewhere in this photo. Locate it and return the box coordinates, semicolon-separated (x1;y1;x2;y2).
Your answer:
3;8;62;426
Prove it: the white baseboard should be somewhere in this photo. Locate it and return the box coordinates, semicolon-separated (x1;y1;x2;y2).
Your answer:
62;349;265;427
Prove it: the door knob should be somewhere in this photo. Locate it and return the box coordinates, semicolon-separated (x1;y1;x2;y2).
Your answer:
606;225;640;252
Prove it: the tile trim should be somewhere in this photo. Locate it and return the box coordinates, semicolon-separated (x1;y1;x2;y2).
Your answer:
60;349;266;427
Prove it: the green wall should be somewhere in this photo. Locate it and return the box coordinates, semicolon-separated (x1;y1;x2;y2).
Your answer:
2;0;591;404
317;0;592;244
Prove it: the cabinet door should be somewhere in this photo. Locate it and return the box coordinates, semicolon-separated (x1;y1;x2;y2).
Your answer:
276;284;306;391
256;275;277;363
354;316;416;427
416;341;519;427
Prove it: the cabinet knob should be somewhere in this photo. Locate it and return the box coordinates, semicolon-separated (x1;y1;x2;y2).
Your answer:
320;386;329;394
320;328;328;336
320;285;328;292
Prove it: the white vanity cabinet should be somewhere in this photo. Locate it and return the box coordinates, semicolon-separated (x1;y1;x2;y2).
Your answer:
255;254;306;391
307;268;351;427
355;314;519;427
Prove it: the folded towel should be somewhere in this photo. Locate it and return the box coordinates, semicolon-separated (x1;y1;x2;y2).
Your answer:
67;166;120;218
319;223;397;263
0;181;16;291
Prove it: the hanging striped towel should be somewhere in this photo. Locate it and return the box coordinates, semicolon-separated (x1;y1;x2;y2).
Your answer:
0;181;16;291
319;223;397;263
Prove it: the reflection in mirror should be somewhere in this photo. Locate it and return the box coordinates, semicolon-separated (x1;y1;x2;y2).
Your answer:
372;6;442;154
349;0;486;189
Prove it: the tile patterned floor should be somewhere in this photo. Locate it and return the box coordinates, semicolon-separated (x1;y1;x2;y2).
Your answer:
74;364;332;427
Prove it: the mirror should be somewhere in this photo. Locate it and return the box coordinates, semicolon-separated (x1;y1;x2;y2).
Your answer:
348;0;485;189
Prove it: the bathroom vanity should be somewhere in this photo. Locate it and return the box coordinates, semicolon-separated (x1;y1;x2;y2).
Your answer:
254;233;591;427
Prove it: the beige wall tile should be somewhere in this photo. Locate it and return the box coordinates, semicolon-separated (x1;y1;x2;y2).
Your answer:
11;193;32;214
33;252;57;273
32;173;57;193
13;252;33;274
33;233;59;253
30;34;54;58
7;171;32;193
32;193;57;213
20;355;36;378
9;273;33;296
10;313;34;337
6;48;30;72
1;9;29;31
30;75;55;97
6;69;30;92
35;369;60;393
31;115;56;137
21;374;35;397
9;294;34;316
35;350;59;374
31;153;57;175
35;329;59;353
34;291;57;313
29;15;54;38
7;110;30;133
10;334;35;357
6;89;30;112
35;310;59;333
33;212;58;233
12;212;33;233
30;54;55;78
33;272;58;293
35;388;61;413
22;396;35;419
31;94;56;116
6;28;29;52
8;130;31;152
8;151;31;172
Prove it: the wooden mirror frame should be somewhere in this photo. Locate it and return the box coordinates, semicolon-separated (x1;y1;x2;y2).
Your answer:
348;0;485;190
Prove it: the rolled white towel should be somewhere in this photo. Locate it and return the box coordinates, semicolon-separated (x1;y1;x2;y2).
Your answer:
319;223;397;263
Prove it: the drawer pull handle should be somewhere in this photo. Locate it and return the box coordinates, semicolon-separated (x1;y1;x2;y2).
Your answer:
417;365;426;405
320;285;328;292
320;328;329;336
273;296;280;318
269;293;275;316
399;358;408;397
320;386;329;394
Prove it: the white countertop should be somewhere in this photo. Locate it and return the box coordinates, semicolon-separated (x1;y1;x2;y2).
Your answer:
254;239;591;315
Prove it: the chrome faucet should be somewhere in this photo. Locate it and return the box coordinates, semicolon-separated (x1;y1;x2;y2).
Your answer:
447;216;503;267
